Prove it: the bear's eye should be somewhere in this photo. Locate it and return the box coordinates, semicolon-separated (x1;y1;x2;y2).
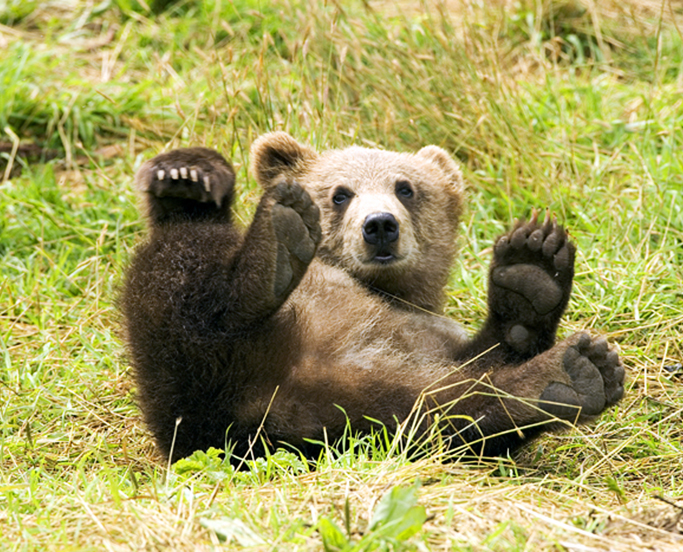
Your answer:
332;189;352;206
396;181;414;199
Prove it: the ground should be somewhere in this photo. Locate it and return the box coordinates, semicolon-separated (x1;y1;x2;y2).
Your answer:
0;0;681;550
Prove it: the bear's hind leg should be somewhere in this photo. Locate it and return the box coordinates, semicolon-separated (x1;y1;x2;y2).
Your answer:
449;332;624;456
135;147;235;225
538;333;625;419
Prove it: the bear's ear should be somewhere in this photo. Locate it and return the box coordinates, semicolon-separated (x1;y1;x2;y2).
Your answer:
250;132;319;189
416;145;464;194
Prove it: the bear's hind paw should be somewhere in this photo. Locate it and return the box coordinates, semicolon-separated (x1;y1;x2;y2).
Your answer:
135;148;235;224
539;333;625;420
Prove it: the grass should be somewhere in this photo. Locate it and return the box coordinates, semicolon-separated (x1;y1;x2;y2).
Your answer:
1;0;682;549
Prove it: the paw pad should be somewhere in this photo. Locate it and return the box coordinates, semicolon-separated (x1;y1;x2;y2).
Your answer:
492;265;563;315
487;210;577;357
269;179;321;299
539;333;625;420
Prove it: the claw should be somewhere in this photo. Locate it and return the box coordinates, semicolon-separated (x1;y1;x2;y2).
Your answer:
157;169;165;181
180;167;188;179
203;175;211;193
530;208;539;226
190;169;198;182
541;210;552;233
170;168;179;180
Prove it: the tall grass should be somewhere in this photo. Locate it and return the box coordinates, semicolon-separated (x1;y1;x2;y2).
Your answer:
0;0;681;549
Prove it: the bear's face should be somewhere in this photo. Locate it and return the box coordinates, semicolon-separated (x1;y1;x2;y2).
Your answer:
250;132;464;311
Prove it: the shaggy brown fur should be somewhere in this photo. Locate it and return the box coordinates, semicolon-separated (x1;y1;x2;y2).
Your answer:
122;133;624;463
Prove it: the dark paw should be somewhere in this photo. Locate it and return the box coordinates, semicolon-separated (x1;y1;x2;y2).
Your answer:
136;147;235;208
539;333;625;420
270;179;321;298
492;211;575;314
489;211;576;355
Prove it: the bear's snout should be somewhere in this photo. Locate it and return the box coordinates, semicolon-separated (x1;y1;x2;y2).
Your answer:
362;212;399;247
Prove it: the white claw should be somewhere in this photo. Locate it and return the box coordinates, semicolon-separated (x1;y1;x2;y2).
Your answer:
190;169;198;182
170;168;179;180
157;169;165;180
203;175;211;193
180;167;188;179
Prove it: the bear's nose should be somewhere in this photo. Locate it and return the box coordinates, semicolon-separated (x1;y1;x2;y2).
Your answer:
362;213;399;245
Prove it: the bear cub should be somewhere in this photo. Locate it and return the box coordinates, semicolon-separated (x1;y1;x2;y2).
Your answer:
123;133;624;462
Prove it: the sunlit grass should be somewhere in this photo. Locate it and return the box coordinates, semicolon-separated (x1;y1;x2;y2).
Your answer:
1;0;682;549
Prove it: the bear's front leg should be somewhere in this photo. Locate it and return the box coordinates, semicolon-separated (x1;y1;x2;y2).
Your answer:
488;212;575;359
461;212;576;363
228;178;322;323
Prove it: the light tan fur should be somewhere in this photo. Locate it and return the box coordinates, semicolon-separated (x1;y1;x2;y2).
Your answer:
251;132;464;313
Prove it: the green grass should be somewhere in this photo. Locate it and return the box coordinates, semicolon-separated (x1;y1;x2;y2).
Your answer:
1;0;682;549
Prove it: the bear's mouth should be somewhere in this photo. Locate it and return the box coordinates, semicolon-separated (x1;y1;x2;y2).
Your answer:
364;247;401;265
373;253;396;264
356;242;405;266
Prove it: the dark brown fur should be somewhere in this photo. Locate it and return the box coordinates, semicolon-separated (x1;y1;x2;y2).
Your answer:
122;134;625;463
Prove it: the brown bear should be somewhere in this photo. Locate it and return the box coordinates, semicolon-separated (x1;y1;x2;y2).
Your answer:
122;133;625;463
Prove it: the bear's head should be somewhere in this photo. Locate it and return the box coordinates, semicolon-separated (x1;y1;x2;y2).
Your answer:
250;132;464;313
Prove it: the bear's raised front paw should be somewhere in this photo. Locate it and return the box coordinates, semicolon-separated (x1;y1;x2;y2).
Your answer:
270;179;322;298
489;211;576;356
136;147;235;208
539;333;625;420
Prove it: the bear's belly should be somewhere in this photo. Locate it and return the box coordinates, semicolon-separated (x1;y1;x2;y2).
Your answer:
281;261;468;370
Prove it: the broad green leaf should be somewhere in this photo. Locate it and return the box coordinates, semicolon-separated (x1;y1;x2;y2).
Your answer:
319;517;350;552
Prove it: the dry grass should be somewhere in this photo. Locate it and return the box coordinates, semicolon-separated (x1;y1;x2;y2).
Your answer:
0;0;682;549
